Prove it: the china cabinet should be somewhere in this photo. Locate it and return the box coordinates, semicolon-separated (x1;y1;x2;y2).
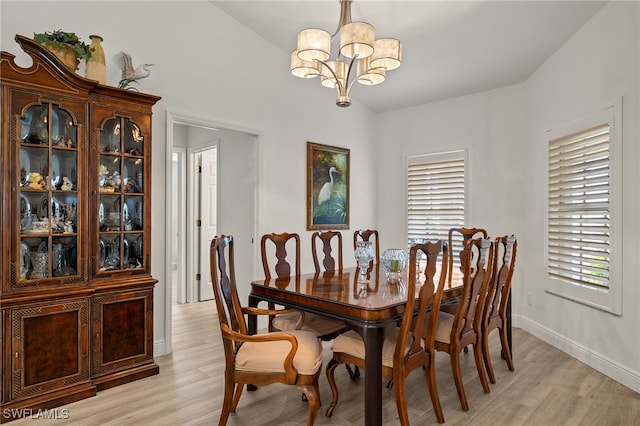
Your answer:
1;35;160;422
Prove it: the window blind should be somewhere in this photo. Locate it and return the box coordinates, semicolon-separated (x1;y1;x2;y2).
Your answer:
407;154;465;247
548;122;611;288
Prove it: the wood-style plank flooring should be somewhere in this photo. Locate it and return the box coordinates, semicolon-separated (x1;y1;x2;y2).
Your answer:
11;300;640;425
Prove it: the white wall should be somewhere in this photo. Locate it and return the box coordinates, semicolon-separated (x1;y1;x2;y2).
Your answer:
375;84;528;247
377;2;640;392
520;1;640;391
1;1;378;355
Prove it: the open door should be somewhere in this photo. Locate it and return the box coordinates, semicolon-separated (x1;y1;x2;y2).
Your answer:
198;146;218;301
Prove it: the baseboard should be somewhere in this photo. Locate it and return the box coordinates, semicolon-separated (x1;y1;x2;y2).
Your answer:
154;338;168;356
514;314;640;393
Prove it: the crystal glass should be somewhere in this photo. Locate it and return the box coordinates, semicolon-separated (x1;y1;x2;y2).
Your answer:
354;240;374;297
28;251;48;279
381;248;408;283
53;243;76;276
355;241;374;282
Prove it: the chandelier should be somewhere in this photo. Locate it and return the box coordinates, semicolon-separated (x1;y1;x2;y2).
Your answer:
290;0;402;107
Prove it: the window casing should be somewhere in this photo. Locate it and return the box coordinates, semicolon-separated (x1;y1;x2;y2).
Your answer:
545;101;622;315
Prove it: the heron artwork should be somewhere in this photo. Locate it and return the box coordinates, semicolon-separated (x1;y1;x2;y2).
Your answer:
117;52;154;90
317;166;340;215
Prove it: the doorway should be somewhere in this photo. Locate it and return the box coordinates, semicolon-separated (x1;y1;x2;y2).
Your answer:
165;112;258;354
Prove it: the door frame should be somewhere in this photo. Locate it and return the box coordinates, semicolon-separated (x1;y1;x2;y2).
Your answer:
172;148;187;304
164;111;261;355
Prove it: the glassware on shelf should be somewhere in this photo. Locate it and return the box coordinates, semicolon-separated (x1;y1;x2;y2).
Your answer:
354;240;374;297
52;242;76;276
99;235;121;271
27;251;49;279
20;242;30;279
381;248;408;284
22;105;49;144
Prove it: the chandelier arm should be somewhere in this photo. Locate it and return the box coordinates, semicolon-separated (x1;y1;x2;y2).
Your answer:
314;59;345;96
345;55;358;94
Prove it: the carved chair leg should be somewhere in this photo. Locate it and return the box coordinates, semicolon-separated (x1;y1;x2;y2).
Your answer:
472;343;490;393
299;383;320;426
450;350;469;411
345;363;360;379
325;359;341;417
392;374;410;426
482;329;497;384
230;383;244;412
424;358;445;424
498;325;515;370
218;377;235;426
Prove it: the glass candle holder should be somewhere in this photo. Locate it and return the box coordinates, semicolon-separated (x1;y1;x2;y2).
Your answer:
381;248;408;283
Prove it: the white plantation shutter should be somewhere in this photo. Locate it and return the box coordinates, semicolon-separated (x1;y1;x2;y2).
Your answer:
407;151;466;246
548;123;611;288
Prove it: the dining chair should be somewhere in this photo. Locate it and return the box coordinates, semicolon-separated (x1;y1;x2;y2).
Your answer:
353;229;380;268
325;240;449;424
311;230;343;274
261;232;347;339
447;227;488;287
481;234;517;383
439;227;489;315
434;236;493;412
210;235;323;426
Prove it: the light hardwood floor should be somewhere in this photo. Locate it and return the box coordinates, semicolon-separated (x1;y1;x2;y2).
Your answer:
12;300;640;426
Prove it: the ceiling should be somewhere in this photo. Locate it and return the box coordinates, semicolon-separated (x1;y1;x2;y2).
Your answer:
212;1;607;113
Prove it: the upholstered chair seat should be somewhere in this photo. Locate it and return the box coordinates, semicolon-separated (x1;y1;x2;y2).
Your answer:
272;312;347;337
331;329;415;368
235;330;323;375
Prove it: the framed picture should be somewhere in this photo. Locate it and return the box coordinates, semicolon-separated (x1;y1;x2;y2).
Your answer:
307;142;350;230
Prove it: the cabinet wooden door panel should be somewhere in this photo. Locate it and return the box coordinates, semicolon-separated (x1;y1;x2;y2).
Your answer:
92;289;154;377
10;299;90;400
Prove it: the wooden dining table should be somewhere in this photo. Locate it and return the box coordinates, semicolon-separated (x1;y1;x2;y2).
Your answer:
248;264;469;426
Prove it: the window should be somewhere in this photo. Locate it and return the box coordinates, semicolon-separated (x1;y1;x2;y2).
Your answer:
406;150;468;251
546;101;622;314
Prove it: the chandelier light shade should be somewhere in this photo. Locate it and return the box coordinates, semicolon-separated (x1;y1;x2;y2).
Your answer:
357;57;385;86
290;0;402;107
297;29;331;62
291;50;320;78
370;38;402;71
339;22;375;59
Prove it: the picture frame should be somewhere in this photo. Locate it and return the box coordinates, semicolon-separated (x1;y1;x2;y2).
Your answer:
307;141;350;230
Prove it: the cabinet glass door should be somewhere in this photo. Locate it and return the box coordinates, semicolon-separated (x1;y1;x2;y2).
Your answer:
18;103;79;284
97;117;145;273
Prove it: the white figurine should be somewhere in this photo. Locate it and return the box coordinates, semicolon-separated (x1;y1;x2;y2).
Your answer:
117;52;154;90
61;176;74;191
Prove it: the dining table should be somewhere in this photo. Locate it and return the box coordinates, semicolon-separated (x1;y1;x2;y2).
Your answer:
248;264;512;426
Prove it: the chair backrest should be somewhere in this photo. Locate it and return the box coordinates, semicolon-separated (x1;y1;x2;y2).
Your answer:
311;230;343;273
484;235;517;326
261;232;301;280
353;229;380;266
209;235;246;358
451;237;493;344
448;227;488;285
397;240;449;360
